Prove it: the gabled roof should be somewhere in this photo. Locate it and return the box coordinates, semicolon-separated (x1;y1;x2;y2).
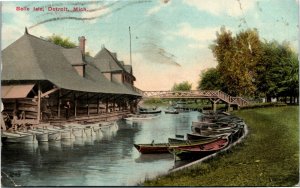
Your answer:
61;48;86;66
94;47;124;72
84;57;139;95
2;34;46;80
94;47;135;79
1;33;140;96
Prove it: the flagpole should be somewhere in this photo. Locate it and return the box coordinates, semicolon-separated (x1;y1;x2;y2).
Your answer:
129;26;132;66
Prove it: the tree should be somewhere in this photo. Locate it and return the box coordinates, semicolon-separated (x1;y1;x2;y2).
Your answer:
171;81;192;91
210;27;263;97
208;26;298;103
47;34;76;48
272;42;299;103
210;26;236;95
255;40;299;103
198;68;222;90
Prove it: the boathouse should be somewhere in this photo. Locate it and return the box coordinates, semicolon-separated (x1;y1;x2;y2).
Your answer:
1;29;142;129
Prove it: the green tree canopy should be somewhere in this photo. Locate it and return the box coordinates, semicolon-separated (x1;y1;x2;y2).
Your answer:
47;34;77;48
171;81;192;91
210;27;263;96
198;68;222;90
207;26;298;103
255;40;299;102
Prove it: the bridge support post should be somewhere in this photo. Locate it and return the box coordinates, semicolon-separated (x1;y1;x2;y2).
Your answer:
213;102;217;112
226;103;231;112
210;99;220;112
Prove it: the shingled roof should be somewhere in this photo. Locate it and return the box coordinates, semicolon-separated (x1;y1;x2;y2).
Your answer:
93;47;135;80
93;48;123;73
84;56;138;95
61;48;86;66
1;32;140;96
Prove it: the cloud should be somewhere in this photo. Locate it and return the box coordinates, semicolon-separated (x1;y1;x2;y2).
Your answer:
188;43;207;49
147;0;171;15
80;1;115;23
29;1;150;29
183;0;255;17
175;23;219;42
2;2;52;49
2;2;17;14
147;5;162;15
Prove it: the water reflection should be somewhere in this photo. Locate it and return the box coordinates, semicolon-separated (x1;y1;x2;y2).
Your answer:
135;153;173;163
73;138;85;146
61;139;74;149
38;142;49;153
48;141;62;152
2;111;200;186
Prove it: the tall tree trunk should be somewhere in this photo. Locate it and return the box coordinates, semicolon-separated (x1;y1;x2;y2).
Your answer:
266;95;271;102
284;96;287;103
293;96;296;104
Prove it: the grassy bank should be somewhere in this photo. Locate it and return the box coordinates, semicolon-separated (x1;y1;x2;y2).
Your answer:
143;106;299;186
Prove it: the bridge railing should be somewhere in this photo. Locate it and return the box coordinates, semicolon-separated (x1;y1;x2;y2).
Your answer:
231;97;249;107
142;90;249;107
143;90;222;98
217;90;231;104
196;90;219;97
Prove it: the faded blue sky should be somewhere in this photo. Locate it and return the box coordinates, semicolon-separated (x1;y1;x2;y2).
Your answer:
2;0;299;90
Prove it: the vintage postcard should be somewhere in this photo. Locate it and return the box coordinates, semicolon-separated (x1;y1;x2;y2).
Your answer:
1;0;298;187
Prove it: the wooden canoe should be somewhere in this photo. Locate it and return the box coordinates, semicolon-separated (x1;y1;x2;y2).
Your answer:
164;110;179;114
134;137;220;154
186;133;218;141
168;136;220;145
169;136;229;160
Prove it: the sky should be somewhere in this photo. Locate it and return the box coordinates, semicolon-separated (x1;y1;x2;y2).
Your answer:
1;0;299;91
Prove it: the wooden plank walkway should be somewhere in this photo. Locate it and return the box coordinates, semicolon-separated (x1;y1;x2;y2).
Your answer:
142;90;249;107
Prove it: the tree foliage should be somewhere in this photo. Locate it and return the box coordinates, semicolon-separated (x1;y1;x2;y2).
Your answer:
172;81;192;91
198;68;222;90
210;27;263;96
255;41;299;102
206;26;298;103
47;34;77;48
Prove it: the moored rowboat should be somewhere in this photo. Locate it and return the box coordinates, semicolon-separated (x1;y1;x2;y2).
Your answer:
186;133;218;141
2;131;37;143
134;137;220;154
27;130;49;142
47;127;75;139
168;136;229;160
125;114;159;121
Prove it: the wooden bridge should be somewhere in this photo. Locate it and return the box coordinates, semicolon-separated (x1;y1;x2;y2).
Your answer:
141;90;249;111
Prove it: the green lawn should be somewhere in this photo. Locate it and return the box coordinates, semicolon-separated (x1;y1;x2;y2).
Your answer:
143;106;299;186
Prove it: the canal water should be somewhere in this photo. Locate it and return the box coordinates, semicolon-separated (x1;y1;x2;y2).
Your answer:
1;111;200;186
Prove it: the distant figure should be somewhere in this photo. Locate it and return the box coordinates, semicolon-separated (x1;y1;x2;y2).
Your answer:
41;100;52;120
10;110;19;131
19;111;25;120
64;101;71;119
